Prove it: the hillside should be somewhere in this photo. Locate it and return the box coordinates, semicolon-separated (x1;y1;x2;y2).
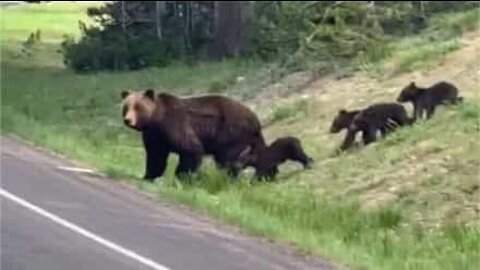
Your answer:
1;2;479;270
255;31;480;226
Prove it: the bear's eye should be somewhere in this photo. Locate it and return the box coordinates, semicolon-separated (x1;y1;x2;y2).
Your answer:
134;104;142;112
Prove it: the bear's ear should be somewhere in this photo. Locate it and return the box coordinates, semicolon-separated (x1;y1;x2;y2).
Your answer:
339;109;347;114
144;89;155;100
121;90;130;99
410;81;416;87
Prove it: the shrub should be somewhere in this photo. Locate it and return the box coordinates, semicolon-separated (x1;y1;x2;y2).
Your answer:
61;24;171;72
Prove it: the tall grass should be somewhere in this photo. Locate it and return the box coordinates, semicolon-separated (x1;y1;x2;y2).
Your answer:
161;173;480;270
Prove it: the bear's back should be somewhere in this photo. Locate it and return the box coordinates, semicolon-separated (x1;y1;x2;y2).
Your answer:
363;103;405;118
185;95;262;130
428;81;458;100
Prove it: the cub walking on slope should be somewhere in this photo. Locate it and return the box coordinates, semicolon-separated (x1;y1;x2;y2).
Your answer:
334;103;413;151
397;81;463;121
236;136;313;181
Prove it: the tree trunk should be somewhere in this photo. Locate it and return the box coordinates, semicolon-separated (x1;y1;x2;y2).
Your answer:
209;1;252;61
121;1;127;34
184;1;192;55
155;1;163;39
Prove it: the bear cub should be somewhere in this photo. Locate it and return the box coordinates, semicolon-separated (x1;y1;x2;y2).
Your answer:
397;81;462;121
336;103;412;151
330;109;361;134
237;136;313;181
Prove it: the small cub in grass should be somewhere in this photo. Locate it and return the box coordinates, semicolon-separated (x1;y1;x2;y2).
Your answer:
397;81;463;121
236;136;313;181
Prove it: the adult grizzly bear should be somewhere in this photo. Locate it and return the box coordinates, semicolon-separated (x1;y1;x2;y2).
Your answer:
397;81;463;121
338;103;412;151
121;89;266;181
235;136;313;181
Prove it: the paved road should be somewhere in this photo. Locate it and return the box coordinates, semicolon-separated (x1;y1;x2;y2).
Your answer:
1;137;335;270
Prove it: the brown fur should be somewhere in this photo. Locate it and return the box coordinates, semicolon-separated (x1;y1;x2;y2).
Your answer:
121;89;266;180
397;81;462;121
338;103;412;151
330;109;361;133
236;136;313;181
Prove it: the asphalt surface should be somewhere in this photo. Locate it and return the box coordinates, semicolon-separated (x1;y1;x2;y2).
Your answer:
0;136;335;270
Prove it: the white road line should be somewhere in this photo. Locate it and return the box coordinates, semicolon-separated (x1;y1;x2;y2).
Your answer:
56;166;96;174
0;188;171;270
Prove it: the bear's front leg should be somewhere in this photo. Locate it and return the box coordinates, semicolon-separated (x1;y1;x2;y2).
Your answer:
340;128;358;151
143;147;168;181
142;132;168;181
413;100;425;121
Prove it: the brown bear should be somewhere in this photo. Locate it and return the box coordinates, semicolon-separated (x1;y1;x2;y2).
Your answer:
121;89;266;181
338;103;412;151
235;136;313;181
330;109;361;134
396;81;463;121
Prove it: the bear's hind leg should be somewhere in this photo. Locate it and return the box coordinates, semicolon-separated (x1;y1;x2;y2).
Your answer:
217;143;252;178
426;105;436;119
175;153;202;177
290;148;313;169
362;126;377;145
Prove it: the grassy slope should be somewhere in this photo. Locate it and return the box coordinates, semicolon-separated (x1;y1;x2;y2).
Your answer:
1;3;479;270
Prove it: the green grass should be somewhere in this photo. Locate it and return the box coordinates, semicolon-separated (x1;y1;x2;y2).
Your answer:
358;8;480;76
160;175;480;270
0;1;99;42
391;9;480;73
265;98;309;126
394;39;461;73
2;2;480;270
1;1;100;68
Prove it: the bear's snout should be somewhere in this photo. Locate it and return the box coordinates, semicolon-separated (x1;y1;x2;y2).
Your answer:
330;126;339;133
124;119;132;126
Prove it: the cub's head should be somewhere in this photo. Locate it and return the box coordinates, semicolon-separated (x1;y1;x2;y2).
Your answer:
232;146;259;171
397;82;419;102
330;109;359;133
120;89;157;131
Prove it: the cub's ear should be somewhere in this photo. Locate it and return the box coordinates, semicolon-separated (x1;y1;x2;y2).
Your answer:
144;89;155;100
339;109;347;114
410;81;416;87
121;90;130;99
